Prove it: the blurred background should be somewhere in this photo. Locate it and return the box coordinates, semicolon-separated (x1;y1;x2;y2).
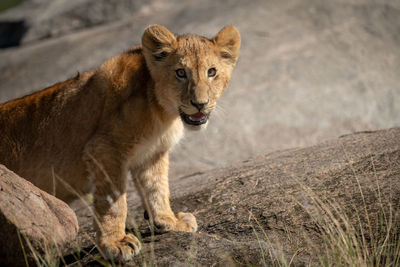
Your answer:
0;0;399;180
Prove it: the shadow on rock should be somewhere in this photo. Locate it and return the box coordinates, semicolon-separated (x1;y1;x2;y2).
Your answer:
0;20;27;48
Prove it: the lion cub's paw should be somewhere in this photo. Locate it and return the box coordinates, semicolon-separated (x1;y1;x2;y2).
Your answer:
175;212;198;232
101;233;141;262
152;212;197;233
153;213;177;232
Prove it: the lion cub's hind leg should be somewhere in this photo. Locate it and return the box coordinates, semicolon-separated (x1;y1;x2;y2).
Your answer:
132;152;198;233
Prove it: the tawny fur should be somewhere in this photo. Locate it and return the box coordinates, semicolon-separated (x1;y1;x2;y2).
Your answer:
0;25;240;261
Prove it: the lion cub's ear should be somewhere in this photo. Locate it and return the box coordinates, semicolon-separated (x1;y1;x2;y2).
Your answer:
213;26;241;65
142;24;176;63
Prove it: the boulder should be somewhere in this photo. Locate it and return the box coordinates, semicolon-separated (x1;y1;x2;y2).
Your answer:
0;165;79;266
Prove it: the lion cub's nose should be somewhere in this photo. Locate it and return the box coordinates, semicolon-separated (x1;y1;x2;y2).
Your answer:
190;100;209;111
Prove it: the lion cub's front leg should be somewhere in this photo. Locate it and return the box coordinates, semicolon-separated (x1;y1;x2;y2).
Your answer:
85;145;141;262
132;152;197;233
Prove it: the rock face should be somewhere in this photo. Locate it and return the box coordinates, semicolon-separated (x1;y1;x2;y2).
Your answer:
67;128;400;266
0;165;79;266
0;0;150;47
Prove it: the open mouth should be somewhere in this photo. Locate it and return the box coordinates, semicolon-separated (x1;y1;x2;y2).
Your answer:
179;110;209;126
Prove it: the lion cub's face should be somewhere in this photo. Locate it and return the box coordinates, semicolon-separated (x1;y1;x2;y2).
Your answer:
142;25;240;130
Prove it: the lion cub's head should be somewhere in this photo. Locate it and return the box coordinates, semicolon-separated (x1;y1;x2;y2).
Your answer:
142;24;240;130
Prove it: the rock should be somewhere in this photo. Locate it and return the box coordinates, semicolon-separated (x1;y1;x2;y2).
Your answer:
0;165;79;266
67;128;400;266
0;0;150;47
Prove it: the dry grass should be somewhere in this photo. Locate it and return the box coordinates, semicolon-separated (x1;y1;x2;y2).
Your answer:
248;158;400;267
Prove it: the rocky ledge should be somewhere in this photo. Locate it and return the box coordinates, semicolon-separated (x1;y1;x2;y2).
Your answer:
64;128;399;266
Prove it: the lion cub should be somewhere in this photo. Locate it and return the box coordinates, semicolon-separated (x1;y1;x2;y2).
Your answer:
0;25;240;261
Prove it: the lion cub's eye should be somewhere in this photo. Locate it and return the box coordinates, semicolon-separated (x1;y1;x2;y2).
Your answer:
208;68;217;78
175;69;187;79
